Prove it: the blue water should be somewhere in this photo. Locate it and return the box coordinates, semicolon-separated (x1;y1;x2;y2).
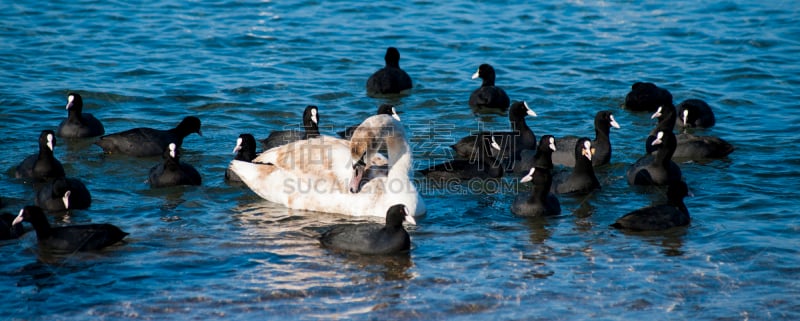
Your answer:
2;1;799;319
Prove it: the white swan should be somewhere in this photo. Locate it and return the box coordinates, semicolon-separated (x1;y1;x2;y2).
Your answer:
230;114;425;219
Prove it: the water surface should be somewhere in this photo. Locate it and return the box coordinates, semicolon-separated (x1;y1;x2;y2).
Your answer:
1;1;799;320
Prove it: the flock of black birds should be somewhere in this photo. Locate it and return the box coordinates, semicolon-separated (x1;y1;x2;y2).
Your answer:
3;47;734;256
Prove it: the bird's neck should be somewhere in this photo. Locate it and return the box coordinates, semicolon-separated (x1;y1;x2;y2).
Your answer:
386;137;411;181
29;216;54;240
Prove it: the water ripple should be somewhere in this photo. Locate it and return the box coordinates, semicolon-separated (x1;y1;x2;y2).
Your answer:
1;0;799;320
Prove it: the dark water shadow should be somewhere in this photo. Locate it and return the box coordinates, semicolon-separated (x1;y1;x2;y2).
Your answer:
10;242;129;291
10;260;62;290
521;215;553;245
571;197;597;219
138;186;192;210
331;251;414;282
365;89;412;100
518;216;557;279
613;226;689;257
566;194;598;234
469;105;508;117
60;136;99;153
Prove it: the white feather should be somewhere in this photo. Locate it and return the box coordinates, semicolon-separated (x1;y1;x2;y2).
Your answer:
231;115;425;219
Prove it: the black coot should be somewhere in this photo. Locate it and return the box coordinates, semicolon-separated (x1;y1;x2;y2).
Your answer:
260;105;320;150
35;177;92;212
647;102;734;159
514;135;557;174
623;82;672;112
612;181;691;231
366;47;413;96
148;143;202;187
15;130;65;182
552;138;601;195
627;130;682;186
319;204;415;255
676;99;715;129
95;116;201;157
421;134;504;181
56;92;105;138
511;167;561;217
469;63;510;112
12;205;128;252
551;110;620;167
452;101;537;164
673;134;735;159
226;134;258;182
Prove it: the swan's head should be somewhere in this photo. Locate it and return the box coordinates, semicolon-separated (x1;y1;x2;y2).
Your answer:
349;152;368;193
348;115;401;193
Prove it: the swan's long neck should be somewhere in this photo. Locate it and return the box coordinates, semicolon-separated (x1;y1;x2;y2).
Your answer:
386;134;411;181
352;115;416;189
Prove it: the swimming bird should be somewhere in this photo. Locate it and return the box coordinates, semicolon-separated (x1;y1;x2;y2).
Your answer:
551;110;620;167
676;99;715;129
95;116;202;157
452;101;537;164
15;130;65;182
647;103;734;159
226;134;258;182
366;47;413;96
261;105;320;150
469;64;510;112
420;134;503;181
552;138;600;195
319;204;415;255
35;177;91;212
12;205;128;252
56;92;105;138
511;167;561;217
230;114;426;218
338;104;401;139
645;102;678;154
611;181;691;231
514;135;557;174
623;82;672;112
649;104;678;132
148;143;202;187
627;130;682;186
673;134;735;159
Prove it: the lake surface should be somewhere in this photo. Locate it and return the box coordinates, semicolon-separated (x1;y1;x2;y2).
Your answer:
2;1;799;320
